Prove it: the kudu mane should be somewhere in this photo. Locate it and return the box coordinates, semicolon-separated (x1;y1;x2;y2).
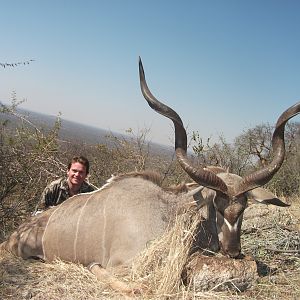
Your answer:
100;170;191;195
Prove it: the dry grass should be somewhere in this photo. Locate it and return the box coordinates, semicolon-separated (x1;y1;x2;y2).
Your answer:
1;198;299;300
129;203;202;298
239;196;300;299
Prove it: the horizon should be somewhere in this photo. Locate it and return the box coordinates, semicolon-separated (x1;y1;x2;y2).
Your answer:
1;1;300;146
0;103;176;152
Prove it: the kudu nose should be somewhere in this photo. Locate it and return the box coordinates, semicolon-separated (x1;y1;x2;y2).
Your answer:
226;247;241;258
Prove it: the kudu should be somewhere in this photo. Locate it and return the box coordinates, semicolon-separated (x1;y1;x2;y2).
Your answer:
0;58;299;294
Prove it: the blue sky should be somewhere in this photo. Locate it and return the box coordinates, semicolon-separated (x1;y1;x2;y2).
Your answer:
1;0;300;146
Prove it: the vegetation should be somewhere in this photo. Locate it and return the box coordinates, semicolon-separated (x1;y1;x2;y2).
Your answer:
0;97;300;299
191;121;300;194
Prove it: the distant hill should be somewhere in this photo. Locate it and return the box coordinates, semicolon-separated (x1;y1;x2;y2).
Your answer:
0;106;174;158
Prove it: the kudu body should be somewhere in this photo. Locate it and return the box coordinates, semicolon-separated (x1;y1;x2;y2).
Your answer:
1;59;299;291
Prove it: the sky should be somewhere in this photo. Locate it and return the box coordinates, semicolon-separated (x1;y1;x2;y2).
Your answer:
1;0;300;146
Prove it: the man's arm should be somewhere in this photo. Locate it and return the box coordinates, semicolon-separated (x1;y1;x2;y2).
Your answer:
37;182;61;210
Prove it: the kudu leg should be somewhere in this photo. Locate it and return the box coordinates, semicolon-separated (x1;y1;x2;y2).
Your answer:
88;263;141;297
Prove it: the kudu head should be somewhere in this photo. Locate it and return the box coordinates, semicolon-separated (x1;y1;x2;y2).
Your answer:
139;57;300;258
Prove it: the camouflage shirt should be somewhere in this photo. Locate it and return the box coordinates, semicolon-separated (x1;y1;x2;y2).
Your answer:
39;177;96;209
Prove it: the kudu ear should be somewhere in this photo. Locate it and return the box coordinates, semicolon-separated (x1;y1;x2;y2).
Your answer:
187;186;206;207
246;187;290;207
186;186;218;208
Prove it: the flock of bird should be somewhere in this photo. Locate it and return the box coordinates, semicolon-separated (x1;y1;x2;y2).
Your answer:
0;59;35;68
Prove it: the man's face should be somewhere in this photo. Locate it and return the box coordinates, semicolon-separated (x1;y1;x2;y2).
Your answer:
67;162;87;187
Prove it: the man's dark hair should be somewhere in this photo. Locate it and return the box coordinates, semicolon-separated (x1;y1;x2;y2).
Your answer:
68;156;90;174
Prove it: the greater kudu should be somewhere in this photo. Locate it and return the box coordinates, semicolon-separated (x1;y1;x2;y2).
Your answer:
1;58;299;293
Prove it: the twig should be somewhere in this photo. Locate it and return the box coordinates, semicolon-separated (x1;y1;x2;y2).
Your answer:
266;248;300;254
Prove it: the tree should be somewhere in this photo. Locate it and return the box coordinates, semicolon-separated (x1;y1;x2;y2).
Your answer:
0;96;63;239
